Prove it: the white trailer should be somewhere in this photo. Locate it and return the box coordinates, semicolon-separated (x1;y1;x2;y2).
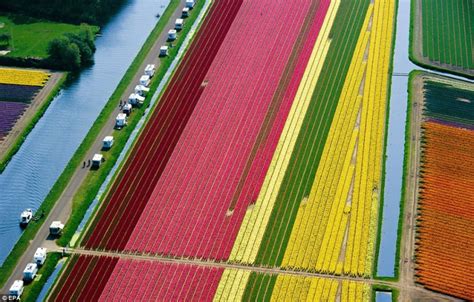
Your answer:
168;29;177;41
9;280;24;298
135;84;150;96
159;45;169;57
144;64;155;77
103;136;114;149
116;113;127;128
23;263;38;281
92;154;104;168
128;93;145;106
175;18;184;30
186;0;195;8
34;247;47;266
49;221;64;236
182;7;190;17
139;75;151;87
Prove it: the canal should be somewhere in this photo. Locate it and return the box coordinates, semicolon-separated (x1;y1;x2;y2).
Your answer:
0;0;170;264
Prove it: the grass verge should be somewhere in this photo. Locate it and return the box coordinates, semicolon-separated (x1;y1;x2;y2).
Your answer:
0;73;67;172
0;0;182;288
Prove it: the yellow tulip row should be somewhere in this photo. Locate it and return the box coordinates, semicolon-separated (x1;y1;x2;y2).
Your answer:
280;4;373;273
271;275;339;301
228;0;341;264
0;68;50;86
213;269;251;302
271;276;372;301
340;281;371;302
344;0;395;277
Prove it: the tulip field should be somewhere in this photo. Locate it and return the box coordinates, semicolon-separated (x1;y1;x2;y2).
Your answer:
417;0;473;72
415;76;474;301
0;68;49;140
52;0;397;299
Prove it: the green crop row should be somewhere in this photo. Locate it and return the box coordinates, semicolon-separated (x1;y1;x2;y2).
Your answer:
242;272;277;301
254;0;370;266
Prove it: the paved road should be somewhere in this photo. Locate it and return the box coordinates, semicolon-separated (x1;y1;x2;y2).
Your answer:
0;0;187;295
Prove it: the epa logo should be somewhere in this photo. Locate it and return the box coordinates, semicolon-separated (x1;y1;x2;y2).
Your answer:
0;295;20;301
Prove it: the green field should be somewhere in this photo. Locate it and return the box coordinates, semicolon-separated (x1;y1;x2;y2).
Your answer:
418;0;473;73
0;14;98;58
254;0;370;267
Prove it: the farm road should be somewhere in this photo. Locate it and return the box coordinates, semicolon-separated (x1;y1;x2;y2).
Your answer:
0;0;188;295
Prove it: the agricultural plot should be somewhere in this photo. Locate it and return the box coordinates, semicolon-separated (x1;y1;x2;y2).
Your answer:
411;0;473;77
54;0;397;299
414;75;474;301
0;68;49;140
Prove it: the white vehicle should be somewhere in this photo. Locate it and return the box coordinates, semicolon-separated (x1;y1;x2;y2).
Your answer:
139;75;151;87
135;84;150;96
20;209;33;226
34;247;47;266
92;154;104;168
182;7;190;17
103;136;114;149
23;263;38;281
168;29;177;41
9;280;24;298
185;0;195;8
128;93;145;106
49;221;64;236
116;113;127;128
159;45;169;57
122;103;132;115
175;18;184;30
144;64;155;77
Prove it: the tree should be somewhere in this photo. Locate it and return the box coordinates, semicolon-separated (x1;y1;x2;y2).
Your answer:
47;37;81;70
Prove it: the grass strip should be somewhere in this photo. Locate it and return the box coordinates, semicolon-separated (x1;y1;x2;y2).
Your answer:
0;73;67;172
0;0;181;288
